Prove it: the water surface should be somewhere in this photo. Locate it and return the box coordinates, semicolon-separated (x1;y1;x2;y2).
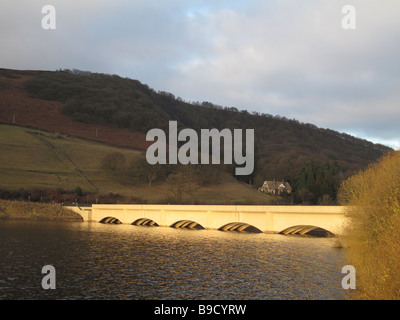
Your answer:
0;220;346;300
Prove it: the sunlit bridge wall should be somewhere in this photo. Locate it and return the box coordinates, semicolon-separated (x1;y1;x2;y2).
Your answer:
68;205;347;237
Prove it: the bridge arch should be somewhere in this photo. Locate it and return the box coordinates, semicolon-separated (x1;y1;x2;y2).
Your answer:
99;217;122;224
279;225;334;237
132;218;159;227
219;222;262;233
170;220;205;230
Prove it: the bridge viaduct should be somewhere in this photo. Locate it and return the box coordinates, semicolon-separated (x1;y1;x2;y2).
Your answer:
67;204;347;236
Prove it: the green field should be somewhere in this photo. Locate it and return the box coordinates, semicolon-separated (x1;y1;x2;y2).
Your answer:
0;124;142;194
0;124;276;204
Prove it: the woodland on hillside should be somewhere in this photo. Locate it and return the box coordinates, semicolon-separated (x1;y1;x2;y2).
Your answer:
22;69;391;204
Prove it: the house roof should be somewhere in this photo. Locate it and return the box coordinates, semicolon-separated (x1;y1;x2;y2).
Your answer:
262;180;292;191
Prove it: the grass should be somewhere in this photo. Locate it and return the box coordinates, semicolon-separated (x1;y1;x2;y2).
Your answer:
0;124;277;204
0;199;83;221
338;150;400;299
0;124;142;193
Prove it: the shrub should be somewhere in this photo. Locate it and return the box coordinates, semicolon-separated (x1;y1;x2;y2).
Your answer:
338;150;400;299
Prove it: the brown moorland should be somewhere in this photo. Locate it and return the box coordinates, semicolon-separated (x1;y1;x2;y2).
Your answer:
0;68;150;151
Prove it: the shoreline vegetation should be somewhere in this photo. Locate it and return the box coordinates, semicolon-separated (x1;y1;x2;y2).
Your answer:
339;150;400;300
0;199;83;222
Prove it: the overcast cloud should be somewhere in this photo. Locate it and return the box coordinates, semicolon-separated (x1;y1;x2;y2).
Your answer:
1;0;399;149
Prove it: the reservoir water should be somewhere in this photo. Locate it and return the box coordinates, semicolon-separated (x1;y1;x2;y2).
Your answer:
0;220;347;300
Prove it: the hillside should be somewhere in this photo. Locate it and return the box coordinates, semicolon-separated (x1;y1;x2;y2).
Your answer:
0;124;277;205
0;68;392;204
0;68;150;150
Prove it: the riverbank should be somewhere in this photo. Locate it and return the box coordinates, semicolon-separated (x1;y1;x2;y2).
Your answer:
0;199;83;222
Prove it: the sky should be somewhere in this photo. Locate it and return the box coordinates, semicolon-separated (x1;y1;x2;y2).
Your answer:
1;0;400;149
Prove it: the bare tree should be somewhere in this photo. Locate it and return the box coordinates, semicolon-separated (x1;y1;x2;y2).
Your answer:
129;156;166;186
100;152;126;173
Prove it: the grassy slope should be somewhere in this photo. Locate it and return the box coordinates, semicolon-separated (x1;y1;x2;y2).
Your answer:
0;199;83;221
0;124;142;194
0;124;276;204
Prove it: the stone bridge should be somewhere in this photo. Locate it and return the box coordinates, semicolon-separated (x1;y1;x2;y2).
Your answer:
67;204;347;236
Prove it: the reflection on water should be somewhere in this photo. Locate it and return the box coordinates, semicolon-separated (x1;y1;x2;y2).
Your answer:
0;220;346;300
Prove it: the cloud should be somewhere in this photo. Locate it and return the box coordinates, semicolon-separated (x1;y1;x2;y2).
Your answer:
0;0;399;148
